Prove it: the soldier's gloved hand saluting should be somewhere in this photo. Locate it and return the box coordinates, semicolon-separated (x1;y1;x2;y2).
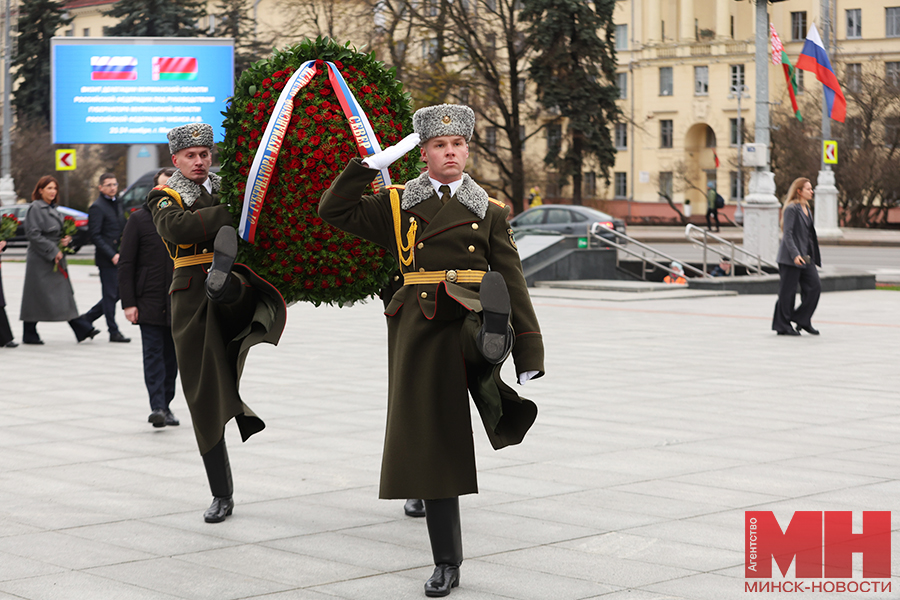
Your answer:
362;133;421;170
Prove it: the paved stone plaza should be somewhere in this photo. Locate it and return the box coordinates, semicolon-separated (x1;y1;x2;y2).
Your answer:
0;261;898;600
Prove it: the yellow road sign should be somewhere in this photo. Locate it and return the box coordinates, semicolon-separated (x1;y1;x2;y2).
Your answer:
823;140;838;165
55;149;76;171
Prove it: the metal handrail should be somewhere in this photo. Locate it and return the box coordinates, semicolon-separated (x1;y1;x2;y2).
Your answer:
589;223;713;280
684;224;778;276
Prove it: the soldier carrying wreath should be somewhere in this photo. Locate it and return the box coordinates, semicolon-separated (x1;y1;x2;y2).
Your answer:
320;104;546;598
149;122;288;524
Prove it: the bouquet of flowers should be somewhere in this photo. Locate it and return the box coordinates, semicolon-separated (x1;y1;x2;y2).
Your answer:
0;213;18;241
219;37;420;306
52;216;78;272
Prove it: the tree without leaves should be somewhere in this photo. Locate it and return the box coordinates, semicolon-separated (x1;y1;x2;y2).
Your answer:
104;0;205;37
519;0;620;205
213;0;273;78
13;0;71;123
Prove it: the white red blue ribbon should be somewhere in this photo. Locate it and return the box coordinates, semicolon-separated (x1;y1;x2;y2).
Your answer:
239;60;390;243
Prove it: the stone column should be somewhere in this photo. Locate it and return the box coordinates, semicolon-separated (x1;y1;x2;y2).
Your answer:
716;0;730;39
743;171;781;263
814;169;843;239
680;0;695;42
646;0;660;42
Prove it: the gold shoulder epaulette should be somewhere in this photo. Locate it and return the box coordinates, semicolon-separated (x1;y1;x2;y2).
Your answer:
162;187;184;209
385;184;406;190
489;197;507;208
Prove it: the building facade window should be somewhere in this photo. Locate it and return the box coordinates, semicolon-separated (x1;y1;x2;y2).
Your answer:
730;118;740;146
519;125;526;152
584;172;596;198
729;171;745;200
888;7;900;37
614;172;627;198
615;122;628;149
83;27;90;36
617;72;627;99
846;63;862;92
660;119;673;148
706;126;716;148
886;117;900;148
844;117;863;149
887;62;900;88
615;24;628;50
659;171;673;200
546;123;562;153
797;69;804;93
846;9;862;39
730;64;745;91
791;11;807;41
659;66;673;96
423;38;438;63
516;78;526;103
484;127;497;153
694;66;709;96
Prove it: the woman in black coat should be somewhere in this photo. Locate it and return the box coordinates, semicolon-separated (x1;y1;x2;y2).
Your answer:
772;177;822;336
118;168;179;427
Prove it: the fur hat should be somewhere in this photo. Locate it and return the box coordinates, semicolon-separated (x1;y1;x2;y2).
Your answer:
167;123;214;155
413;104;475;143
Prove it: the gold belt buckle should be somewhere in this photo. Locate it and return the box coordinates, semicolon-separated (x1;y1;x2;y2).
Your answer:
445;269;458;283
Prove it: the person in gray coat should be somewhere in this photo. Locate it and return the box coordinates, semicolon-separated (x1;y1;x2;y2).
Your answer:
20;176;98;344
772;177;822;336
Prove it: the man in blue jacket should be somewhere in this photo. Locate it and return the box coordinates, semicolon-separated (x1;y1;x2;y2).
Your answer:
79;173;130;342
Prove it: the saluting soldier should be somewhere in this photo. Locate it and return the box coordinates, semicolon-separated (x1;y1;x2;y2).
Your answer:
319;104;545;598
149;123;287;523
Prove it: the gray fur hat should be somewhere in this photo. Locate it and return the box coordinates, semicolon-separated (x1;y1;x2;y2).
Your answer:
167;123;214;155
413;104;475;144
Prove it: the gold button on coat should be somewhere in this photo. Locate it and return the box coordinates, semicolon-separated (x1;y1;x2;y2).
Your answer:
202;248;208;253
417;242;424;249
393;275;399;281
419;267;425;272
468;245;475;253
472;223;479;230
421;292;428;298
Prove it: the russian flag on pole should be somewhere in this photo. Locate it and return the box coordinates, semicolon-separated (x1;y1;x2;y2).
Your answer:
795;23;846;122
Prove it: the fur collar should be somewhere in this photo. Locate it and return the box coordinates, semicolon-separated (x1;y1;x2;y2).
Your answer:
402;172;489;219
166;170;221;207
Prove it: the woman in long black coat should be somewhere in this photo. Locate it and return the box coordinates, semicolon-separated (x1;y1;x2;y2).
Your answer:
772;177;822;336
19;176;97;344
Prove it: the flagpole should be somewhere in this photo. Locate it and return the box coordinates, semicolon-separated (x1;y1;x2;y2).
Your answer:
814;0;843;238
820;0;831;172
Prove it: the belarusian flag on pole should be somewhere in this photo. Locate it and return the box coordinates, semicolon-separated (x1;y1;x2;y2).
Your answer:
770;24;802;122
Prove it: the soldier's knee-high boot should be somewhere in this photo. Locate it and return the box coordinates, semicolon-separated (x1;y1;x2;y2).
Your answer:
202;438;234;523
206;226;242;304
423;498;462;597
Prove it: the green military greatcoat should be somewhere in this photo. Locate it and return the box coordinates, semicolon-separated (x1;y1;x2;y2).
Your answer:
149;172;287;456
320;159;545;500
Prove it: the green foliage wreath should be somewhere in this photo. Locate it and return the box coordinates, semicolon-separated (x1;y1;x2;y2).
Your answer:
219;37;419;306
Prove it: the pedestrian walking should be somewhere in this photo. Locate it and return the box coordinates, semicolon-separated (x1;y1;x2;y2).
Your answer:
119;167;180;428
20;176;98;344
772;177;822;336
320;104;545;597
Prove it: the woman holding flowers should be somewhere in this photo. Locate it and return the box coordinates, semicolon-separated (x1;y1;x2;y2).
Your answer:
19;176;97;344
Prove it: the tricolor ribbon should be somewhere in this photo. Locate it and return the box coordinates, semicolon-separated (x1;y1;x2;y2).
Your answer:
238;60;390;243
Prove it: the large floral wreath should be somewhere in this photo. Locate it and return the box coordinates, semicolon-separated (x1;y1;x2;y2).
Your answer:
219;38;420;306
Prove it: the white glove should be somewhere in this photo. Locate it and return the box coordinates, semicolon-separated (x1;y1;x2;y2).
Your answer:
362;133;421;171
518;370;539;385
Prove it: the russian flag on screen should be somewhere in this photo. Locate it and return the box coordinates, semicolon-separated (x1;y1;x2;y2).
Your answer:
152;57;198;81
795;23;846;122
91;56;137;80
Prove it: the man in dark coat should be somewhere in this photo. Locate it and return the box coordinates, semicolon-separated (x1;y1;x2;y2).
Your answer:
119;168;179;428
320;104;545;598
149;123;287;524
80;173;130;342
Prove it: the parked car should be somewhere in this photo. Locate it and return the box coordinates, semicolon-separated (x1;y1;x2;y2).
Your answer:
120;166;221;214
2;203;91;253
509;205;627;244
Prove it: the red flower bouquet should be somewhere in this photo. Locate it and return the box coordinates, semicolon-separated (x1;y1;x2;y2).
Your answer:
219;38;420;306
0;214;18;242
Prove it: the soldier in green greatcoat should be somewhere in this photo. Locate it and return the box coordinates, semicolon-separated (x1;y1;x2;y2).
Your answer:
320;104;545;597
148;123;287;524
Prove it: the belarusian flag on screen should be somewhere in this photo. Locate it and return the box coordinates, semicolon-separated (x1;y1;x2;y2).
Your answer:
152;57;198;81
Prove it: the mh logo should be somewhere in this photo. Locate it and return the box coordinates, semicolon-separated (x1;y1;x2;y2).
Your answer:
745;511;891;578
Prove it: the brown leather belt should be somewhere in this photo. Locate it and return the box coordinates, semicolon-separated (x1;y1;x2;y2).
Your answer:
403;269;486;285
173;254;214;269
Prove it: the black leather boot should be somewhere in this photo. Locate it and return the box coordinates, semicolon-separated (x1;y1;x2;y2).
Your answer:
477;272;513;364
206;226;242;304
404;499;426;517
423;498;462;597
202;438;234;523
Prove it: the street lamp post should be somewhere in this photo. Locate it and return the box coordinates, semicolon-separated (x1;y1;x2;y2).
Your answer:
0;0;16;207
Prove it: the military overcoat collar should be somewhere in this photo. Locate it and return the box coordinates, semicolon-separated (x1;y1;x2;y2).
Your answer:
166;170;222;207
402;171;489;219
